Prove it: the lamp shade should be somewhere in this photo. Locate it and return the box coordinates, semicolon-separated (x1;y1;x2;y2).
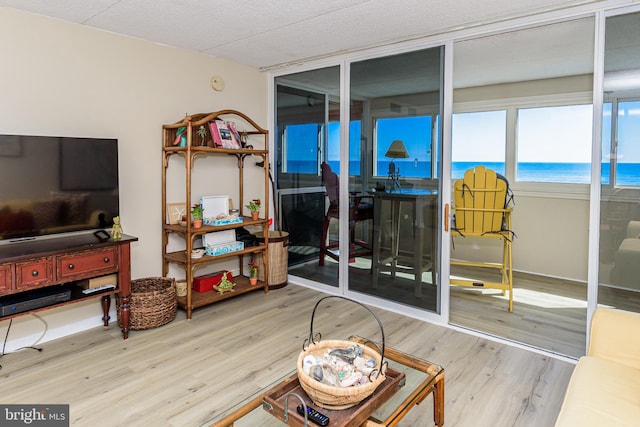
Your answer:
384;140;409;159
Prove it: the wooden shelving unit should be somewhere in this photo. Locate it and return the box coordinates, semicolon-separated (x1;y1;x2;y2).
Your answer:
161;110;270;319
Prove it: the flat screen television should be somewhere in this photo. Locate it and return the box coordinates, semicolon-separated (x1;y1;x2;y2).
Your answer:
0;134;119;243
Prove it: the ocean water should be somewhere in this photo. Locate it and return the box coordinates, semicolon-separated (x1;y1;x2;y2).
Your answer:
285;160;640;186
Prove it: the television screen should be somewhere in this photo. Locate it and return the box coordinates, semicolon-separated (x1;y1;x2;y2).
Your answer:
0;134;119;242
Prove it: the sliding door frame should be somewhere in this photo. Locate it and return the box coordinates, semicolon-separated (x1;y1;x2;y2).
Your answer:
268;0;640;357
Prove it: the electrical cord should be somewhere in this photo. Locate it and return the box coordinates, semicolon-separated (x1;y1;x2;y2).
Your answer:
0;315;45;371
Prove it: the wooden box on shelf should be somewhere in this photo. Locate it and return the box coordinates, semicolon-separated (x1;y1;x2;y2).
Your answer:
193;271;228;293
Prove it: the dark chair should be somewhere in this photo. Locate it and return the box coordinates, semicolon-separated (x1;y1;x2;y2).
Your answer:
319;162;373;266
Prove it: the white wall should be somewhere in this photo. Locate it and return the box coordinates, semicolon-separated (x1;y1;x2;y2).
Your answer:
0;8;267;350
451;194;590;282
451;76;593;283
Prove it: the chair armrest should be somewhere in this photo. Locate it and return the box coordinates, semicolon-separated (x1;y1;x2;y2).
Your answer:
588;308;640;369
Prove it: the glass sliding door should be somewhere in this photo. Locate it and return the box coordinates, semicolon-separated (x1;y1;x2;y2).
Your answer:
450;17;595;358
599;11;640;313
275;67;341;288
348;48;443;313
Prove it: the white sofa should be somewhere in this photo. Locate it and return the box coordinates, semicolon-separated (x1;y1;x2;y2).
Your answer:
554;308;640;426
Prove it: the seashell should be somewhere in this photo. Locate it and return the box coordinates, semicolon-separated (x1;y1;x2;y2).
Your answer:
353;356;375;376
340;372;363;387
313;364;324;382
303;355;315;367
303;355;315;375
322;366;338;386
358;376;370;385
329;345;363;364
336;364;354;380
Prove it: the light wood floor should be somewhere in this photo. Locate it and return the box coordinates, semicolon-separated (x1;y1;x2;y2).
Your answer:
1;285;574;426
290;258;640;359
449;267;588;358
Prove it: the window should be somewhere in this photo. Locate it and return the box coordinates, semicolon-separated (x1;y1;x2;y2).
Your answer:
614;100;640;186
283;123;321;174
451;110;506;179
374;116;433;178
516;104;593;184
327;120;362;175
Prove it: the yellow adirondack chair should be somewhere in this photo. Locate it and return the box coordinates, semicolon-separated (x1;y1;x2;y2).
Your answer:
450;166;514;311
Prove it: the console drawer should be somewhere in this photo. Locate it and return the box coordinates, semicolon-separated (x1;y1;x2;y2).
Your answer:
16;257;54;289
0;263;13;294
57;248;118;280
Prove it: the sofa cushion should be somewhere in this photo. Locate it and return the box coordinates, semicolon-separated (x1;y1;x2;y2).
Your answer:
589;308;640;369
555;356;640;427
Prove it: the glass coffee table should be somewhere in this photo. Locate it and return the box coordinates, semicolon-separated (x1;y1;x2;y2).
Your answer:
205;336;444;427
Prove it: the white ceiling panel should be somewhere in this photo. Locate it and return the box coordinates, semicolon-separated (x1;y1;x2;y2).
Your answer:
0;0;605;69
0;0;118;22
454;17;596;88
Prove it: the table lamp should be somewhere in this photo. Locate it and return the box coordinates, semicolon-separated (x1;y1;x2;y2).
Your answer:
385;139;409;192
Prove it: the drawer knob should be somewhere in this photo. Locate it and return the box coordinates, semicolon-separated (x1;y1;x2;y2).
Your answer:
32;270;39;277
68;264;74;270
104;257;110;263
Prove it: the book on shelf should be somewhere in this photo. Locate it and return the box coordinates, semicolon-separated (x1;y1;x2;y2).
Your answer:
226;121;243;148
215;119;241;149
208;121;223;148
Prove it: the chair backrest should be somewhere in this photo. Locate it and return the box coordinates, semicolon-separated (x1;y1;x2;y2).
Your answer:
453;166;508;234
321;162;339;208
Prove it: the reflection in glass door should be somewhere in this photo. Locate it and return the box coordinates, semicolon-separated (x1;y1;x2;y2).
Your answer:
599;11;640;313
275;67;342;289
347;48;443;314
450;18;594;358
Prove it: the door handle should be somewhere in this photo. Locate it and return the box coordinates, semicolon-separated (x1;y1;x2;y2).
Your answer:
444;203;449;232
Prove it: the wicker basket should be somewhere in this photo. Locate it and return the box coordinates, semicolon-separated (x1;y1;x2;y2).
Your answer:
297;339;385;409
297;296;387;410
254;231;289;289
117;277;177;330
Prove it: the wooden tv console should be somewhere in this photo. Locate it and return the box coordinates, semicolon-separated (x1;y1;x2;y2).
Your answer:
0;233;137;339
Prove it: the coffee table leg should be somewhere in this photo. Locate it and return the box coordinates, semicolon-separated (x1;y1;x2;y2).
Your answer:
433;371;445;427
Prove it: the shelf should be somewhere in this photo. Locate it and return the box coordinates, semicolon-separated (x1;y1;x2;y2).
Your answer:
163;216;268;234
176;275;266;309
0;283;119;321
163;146;268;155
164;244;267;264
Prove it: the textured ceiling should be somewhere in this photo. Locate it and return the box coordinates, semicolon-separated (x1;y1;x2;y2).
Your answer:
0;0;607;70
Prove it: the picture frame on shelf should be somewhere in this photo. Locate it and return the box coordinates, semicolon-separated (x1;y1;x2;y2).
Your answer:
215;120;241;149
166;202;187;225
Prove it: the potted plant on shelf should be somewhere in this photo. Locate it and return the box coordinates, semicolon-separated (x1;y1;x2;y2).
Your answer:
191;203;204;228
248;261;260;285
246;199;261;220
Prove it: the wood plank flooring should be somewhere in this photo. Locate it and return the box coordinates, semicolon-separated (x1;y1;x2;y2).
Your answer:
0;285;574;426
449;267;588;358
290;259;639;358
